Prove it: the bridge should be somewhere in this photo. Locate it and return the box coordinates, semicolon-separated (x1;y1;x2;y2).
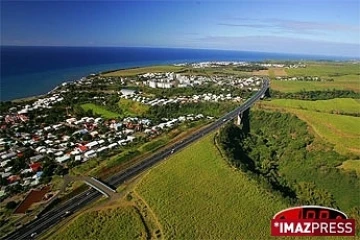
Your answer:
3;79;269;240
84;177;117;198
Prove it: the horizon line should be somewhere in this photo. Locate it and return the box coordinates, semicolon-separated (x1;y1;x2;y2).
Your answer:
1;45;359;59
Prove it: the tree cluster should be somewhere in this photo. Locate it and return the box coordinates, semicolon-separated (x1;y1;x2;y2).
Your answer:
218;110;359;208
270;89;360;100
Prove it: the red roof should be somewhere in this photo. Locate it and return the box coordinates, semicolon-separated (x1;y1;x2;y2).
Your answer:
30;162;42;172
7;175;21;183
78;145;88;152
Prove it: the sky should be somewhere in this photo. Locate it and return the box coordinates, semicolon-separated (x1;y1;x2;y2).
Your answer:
1;0;359;57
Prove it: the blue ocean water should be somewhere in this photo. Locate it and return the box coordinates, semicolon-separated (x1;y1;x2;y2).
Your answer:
0;46;351;101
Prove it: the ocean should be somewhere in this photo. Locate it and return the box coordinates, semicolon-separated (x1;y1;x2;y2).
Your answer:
0;46;351;101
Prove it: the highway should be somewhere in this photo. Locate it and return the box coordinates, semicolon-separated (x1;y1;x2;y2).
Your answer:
3;79;269;240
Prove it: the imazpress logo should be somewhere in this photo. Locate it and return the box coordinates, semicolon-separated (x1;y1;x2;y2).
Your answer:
271;206;355;237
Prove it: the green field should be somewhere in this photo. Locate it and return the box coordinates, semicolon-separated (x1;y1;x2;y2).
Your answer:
118;98;149;116
266;98;360;115
50;206;146;240
270;63;360;92
102;65;184;77
338;160;360;175
286;63;360;77
80;103;120;119
135;134;287;239
289;110;360;156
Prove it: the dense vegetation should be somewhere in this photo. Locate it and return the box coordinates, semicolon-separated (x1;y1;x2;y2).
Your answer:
270;89;360;100
232;65;268;72
142;85;254;99
260;100;360;156
263;98;360;115
218;111;359;216
147;102;238;121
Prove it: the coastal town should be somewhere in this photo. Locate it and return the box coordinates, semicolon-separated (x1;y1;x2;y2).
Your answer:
0;61;296;233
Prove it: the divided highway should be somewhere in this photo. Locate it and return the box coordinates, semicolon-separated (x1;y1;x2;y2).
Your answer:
3;79;269;240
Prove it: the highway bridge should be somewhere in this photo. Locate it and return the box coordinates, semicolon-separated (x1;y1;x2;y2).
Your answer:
84;177;117;198
3;79;269;240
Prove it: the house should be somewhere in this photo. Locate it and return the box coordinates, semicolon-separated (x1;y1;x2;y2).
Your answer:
77;145;88;152
118;139;127;146
96;146;108;153
90;131;99;137
85;141;99;149
1;152;16;160
144;129;153;134
84;150;96;159
0;159;11;168
126;136;135;142
66;118;77;124
7;175;21;183
55;155;70;163
29;162;42;172
21;168;33;175
108;143;118;149
1;172;11;179
54;151;64;157
52;123;63;130
94;117;103;123
123;129;135;135
120;89;136;96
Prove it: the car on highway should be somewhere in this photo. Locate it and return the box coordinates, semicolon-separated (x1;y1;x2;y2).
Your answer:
30;232;37;237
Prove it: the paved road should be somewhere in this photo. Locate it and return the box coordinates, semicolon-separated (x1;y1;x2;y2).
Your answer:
3;79;269;240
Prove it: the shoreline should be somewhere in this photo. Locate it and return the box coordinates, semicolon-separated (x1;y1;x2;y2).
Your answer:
3;60;359;103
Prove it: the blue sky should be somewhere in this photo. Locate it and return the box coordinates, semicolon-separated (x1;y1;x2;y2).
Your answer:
1;0;359;57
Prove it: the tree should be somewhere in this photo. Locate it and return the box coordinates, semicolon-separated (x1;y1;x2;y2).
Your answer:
260;159;279;183
5;201;17;210
82;133;92;142
296;181;337;207
0;176;6;186
54;165;65;176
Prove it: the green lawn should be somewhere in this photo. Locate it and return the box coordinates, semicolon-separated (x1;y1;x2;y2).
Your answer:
136;134;287;240
50;206;147;240
80;103;120;119
102;65;184;77
267;98;360;115
118;98;149;116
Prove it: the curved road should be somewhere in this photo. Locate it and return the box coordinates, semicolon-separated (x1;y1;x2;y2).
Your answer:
3;79;269;240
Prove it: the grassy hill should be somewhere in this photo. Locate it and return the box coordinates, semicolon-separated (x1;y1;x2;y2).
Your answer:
80;103;120;119
135;134;287;239
259;99;360;156
49;206;147;240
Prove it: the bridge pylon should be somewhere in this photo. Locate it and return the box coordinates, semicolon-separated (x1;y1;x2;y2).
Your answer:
237;111;243;126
